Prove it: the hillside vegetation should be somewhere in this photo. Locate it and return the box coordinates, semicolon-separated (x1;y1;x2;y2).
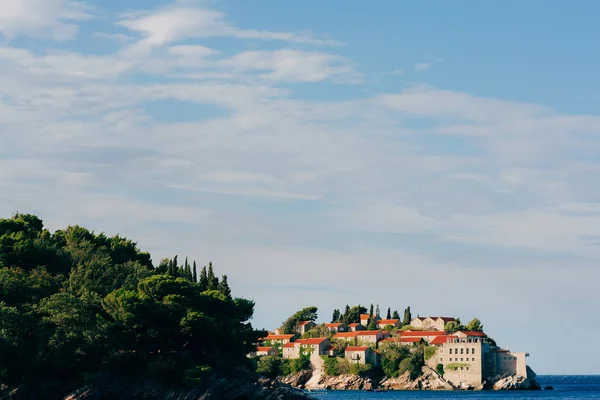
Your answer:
0;213;263;398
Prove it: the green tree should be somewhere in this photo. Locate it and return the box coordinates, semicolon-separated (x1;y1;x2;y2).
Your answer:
465;318;483;332
280;306;318;334
207;262;219;290
379;343;411;377
218;275;232;299
367;318;378;330
386;307;391;320
199;266;208;291
444;319;464;334
342;305;367;325
402;306;412;326
192;261;197;282
392;310;400;320
256;355;282;379
331;308;340;323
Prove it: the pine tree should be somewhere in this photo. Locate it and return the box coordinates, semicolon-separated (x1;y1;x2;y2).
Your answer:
392;310;400;320
331;309;340;323
369;304;374;318
199;266;208;291
193;261;198;282
386;307;391;320
218;275;232;299
207;262;219;290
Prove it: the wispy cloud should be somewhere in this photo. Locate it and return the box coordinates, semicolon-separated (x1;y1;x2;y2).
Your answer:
414;62;432;71
0;0;91;40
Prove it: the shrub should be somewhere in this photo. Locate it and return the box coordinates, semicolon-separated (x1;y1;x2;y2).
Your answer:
424;346;437;360
256;356;282;379
446;363;468;371
323;358;339;376
352;363;373;377
436;363;444;377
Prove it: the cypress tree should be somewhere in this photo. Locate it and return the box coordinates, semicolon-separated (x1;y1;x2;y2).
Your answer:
207;262;219;289
331;309;340;323
403;306;412;326
386;307;391;320
193;261;198;282
218;275;232;299
369;304;374;318
199;266;208;291
392;310;400;320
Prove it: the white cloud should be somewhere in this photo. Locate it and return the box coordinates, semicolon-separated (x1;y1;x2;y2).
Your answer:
414;62;431;71
0;0;91;40
217;49;361;83
117;4;340;52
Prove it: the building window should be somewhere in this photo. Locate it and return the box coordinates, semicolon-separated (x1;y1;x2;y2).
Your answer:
440;358;443;362
440;350;443;353
472;348;475;354
472;358;475;361
460;348;464;354
449;349;452;354
504;357;507;361
461;358;463;362
467;367;470;371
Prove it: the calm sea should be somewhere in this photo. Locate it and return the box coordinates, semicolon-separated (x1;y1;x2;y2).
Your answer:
307;376;600;399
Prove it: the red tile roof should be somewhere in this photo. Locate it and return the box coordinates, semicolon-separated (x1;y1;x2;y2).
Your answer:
295;338;328;345
348;323;360;327
360;314;370;318
380;337;421;344
298;321;314;326
346;346;370;352
326;323;343;327
377;319;399;325
430;335;457;345
257;347;275;352
438;317;457;322
282;343;296;349
333;332;359;338
262;334;295;340
400;331;445;337
357;330;382;336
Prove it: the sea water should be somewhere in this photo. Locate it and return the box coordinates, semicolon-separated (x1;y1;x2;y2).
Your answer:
308;376;600;399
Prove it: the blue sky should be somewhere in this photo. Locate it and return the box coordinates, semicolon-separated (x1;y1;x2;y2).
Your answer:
1;0;600;374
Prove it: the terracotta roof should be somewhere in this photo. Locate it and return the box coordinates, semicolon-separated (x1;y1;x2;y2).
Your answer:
346;346;370;352
333;332;359;338
458;331;487;337
298;321;314;326
262;334;295;340
430;335;457;345
356;330;382;336
380;337;421;343
325;346;334;352
282;343;296;349
325;323;343;327
400;331;445;337
377;319;399;325
360;314;370;319
295;338;328;345
257;346;275;352
348;323;360;327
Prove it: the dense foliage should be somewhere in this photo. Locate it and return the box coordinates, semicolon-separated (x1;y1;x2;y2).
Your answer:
280;306;318;334
0;214;262;397
255;355;311;378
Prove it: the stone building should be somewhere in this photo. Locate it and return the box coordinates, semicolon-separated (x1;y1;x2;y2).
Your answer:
345;346;379;366
410;316;457;331
282;338;332;359
325;322;347;333
297;320;316;335
427;333;530;388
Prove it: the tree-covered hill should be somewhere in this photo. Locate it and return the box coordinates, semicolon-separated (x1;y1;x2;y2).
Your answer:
0;213;264;399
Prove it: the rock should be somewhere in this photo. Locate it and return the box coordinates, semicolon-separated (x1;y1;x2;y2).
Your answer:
491;366;541;391
544;386;554;390
280;370;313;388
379;366;453;390
315;374;374;391
60;377;314;400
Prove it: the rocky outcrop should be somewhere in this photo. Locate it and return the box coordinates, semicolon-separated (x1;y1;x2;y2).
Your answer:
2;377;314;400
380;367;454;390
316;374;374;390
490;366;541;391
280;370;313;388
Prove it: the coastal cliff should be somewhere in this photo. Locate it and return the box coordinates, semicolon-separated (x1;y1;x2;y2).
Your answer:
279;364;540;391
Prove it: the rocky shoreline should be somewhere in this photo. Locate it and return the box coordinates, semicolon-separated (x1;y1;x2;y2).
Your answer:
0;377;314;400
280;364;540;391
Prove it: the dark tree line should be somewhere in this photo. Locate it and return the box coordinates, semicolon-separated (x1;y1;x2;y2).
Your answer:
0;213;260;399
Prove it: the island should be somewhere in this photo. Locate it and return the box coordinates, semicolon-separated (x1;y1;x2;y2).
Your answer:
252;305;540;391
